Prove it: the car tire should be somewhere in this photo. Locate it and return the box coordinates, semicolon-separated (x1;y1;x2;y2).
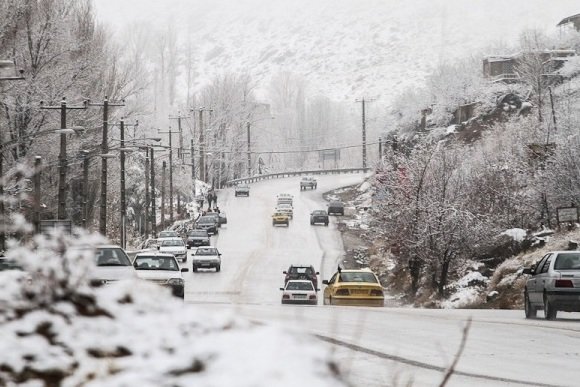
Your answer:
544;294;557;320
216;265;221;272
192;265;198;273
183;257;187;263
324;222;329;226
524;291;536;319
310;221;314;225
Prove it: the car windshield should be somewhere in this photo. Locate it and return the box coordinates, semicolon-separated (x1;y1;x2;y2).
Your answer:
338;272;378;283
95;247;132;266
289;267;314;275
286;282;314;291
134;256;179;271
189;231;208;237
554;253;580;270
159;231;177;238
161;239;184;247
196;247;219;256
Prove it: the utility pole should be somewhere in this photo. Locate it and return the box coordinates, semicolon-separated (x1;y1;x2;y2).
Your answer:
355;98;374;170
150;147;157;237
548;86;558;145
40;97;87;219
169;112;190;161
190;139;196;196
120;120;126;248
87;96;124;237
158;128;177;222
81;151;89;229
196;107;213;182
144;151;150;237
378;137;382;164
247;121;252;177
161;161;166;229
0;154;4;252
33;156;41;233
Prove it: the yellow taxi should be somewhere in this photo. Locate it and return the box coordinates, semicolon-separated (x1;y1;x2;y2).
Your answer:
322;268;384;307
272;211;289;227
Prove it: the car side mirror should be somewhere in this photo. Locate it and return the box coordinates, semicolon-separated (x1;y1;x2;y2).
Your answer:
322;280;329;285
279;287;284;291
316;272;320;275
218;253;222;256
522;267;532;275
316;288;320;292
283;271;287;274
157;246;160;250
181;268;189;272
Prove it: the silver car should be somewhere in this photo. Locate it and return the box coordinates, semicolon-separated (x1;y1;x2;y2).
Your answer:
191;246;221;272
523;251;580;319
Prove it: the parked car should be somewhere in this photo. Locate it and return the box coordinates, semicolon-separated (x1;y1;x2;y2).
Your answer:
280;280;318;305
276;203;294;219
284;264;319;289
218;212;227;225
272;211;290;227
310;210;329;226
133;252;188;298
235;185;250;197
186;229;210;248
322;268;384;307
523;251;580;320
89;245;137;286
195;215;219;235
327;201;345;216
300;176;317;190
205;212;222;228
191;246;222;272
158;238;188;263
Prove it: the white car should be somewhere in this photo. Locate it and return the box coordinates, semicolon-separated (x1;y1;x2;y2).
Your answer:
133;252;188;298
276;203;294;219
277;193;293;206
89;245;137;286
157;230;180;242
280;280;318;305
158;238;188;263
191;246;222;272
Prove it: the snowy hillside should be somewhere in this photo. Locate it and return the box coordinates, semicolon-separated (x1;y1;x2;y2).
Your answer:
96;0;579;103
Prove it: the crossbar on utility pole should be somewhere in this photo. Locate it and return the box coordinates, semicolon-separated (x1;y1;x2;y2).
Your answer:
40;97;87;219
87;96;125;237
169;112;190;161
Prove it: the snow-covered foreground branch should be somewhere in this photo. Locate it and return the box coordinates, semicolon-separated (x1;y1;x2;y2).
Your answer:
0;231;348;386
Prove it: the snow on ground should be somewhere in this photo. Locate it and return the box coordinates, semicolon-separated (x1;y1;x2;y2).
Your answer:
0;231;347;387
501;228;527;242
442;271;489;309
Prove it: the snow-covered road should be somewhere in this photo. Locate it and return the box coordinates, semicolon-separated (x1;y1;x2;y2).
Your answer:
184;174;580;387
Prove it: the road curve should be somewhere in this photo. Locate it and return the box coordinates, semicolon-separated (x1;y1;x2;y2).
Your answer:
184;174;580;387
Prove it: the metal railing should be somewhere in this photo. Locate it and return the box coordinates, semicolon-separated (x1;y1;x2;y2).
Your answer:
226;167;371;186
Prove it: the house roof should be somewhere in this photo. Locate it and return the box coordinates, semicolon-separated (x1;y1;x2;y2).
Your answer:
557;13;580;27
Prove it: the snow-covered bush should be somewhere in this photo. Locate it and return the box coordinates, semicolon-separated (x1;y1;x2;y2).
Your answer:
0;230;348;386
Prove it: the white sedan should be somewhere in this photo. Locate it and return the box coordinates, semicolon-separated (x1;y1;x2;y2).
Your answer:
158;238;188;263
280;280;318;305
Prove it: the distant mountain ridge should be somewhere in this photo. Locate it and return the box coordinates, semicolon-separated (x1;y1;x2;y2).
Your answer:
95;0;579;103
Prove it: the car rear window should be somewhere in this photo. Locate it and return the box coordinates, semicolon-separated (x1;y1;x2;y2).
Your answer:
96;248;132;266
189;231;207;237
554;253;580;270
161;239;184;247
196;248;218;255
159;231;177;238
286;282;314;291
338;272;378;283
290;267;314;275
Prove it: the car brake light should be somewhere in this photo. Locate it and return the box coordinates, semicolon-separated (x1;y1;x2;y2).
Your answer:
555;279;574;288
370;289;384;296
282;294;290;299
335;289;350;296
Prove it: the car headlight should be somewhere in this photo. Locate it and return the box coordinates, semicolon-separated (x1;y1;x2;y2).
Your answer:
168;278;184;286
178;250;186;255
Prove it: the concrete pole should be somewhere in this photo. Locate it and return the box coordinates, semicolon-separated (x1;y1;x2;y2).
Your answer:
99;97;109;236
58;97;67;219
150;147;157;237
33;156;41;233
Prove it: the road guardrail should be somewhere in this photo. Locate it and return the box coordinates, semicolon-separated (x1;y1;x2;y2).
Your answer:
226;167;371;186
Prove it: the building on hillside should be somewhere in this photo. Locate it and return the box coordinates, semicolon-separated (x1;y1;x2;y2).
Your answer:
482;50;576;83
557;13;580;32
452;102;478;125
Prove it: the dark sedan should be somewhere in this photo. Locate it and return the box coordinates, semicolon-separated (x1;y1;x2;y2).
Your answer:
327;201;344;216
186;229;210;248
195;216;219;235
310;210;329;226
